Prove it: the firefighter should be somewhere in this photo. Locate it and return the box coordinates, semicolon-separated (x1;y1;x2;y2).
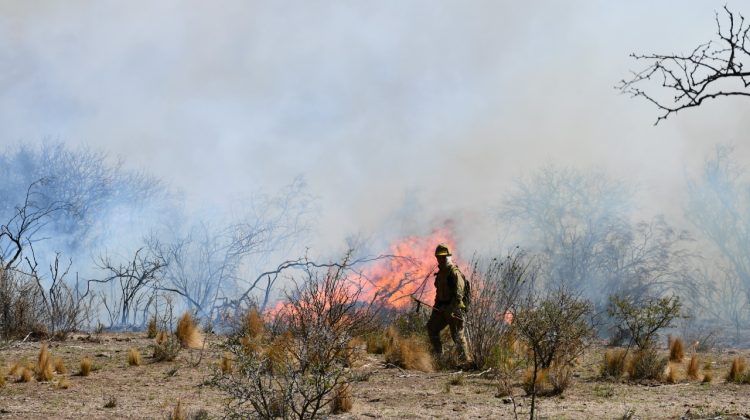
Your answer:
426;243;471;363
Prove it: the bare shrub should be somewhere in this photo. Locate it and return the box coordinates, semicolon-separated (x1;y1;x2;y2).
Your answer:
79;357;92;376
465;249;534;370
627;348;667;381
514;287;595;418
211;252;379;419
687;355;700;380
176;312;203;349
601;349;628;378
330;383;353;414
127;348;141;366
383;327;433;372
727;357;747;383
669;337;684;362
153;334;181;362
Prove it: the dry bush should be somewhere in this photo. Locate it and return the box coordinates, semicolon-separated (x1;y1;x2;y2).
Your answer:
383;328;433;372
665;362;682;383
220;352;232;374
601;348;628;378
465;250;532;369
687;355;700;380
127;348;141;366
330;383;353;414
211;253;380;419
0;268;48;341
176;312;203;349
79;357;92;376
153;333;181;362
147;317;158;339
35;344;53;382
53;357;67;374
171;399;186;420
627;348;667;381
19;367;33;382
727;357;747;383
669;337;685;362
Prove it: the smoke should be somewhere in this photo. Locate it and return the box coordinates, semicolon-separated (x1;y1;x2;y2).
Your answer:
0;1;747;257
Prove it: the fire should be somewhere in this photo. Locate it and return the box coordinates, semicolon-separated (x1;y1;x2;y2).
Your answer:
358;228;460;309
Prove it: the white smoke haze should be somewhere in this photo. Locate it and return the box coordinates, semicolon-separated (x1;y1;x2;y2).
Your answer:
2;1;750;324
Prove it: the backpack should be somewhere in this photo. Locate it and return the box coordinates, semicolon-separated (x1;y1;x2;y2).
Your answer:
454;266;471;308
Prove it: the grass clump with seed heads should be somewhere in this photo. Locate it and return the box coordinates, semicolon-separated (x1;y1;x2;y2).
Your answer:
35;344;54;382
147;317;158;339
220;352;233;374
601;348;628;378
687;355;700;380
176;311;203;349
727;356;747;383
79;357;92;377
668;336;684;362
383;328;433;372
171;399;187;420
330;383;353;414
127;348;142;366
54;357;67;374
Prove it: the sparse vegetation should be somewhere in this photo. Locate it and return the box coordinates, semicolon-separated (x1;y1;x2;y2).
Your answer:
153;333;182;362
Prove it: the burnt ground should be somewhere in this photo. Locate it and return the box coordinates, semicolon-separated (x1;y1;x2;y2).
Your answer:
1;332;749;419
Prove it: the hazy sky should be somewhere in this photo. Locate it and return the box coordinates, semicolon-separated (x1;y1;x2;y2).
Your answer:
2;1;748;253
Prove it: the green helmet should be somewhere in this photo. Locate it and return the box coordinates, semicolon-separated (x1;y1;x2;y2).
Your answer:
435;243;451;257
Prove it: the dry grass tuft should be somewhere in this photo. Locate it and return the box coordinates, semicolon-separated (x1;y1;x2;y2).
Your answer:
79;357;92;377
35;344;53;382
383;328;433;372
0;366;5;387
153;334;182;362
53;357;67;374
601;348;628;378
243;308;265;338
155;330;168;345
664;362;682;383
147;317;158;339
176;312;203;349
522;367;548;395
669;337;685;362
365;331;387;354
330;383;353;414
9;362;21;376
19;367;33;383
703;361;713;383
170;399;187;420
56;377;70;389
127;348;141;366
220;352;233;374
627;348;667;380
687;354;699;380
727;356;747;383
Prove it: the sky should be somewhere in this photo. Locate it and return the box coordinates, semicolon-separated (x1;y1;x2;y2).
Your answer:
1;1;749;255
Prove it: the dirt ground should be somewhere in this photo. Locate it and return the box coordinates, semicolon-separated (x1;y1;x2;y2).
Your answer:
1;333;749;419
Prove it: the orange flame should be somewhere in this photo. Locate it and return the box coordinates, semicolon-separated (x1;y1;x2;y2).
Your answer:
359;228;460;309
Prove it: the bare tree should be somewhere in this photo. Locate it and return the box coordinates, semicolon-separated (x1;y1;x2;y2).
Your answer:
92;247;166;328
619;6;750;124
